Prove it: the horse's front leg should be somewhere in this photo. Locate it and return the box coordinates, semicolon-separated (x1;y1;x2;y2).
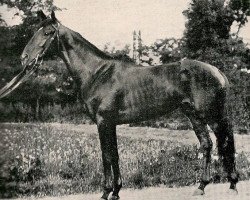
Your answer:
97;114;122;200
99;140;113;200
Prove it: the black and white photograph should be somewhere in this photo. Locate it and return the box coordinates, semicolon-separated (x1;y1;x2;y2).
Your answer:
0;0;250;199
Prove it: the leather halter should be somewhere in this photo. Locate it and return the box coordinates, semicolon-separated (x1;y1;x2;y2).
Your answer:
0;22;63;99
34;22;72;70
47;22;72;68
39;22;60;59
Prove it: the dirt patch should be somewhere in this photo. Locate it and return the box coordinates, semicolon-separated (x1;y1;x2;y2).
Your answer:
15;181;250;200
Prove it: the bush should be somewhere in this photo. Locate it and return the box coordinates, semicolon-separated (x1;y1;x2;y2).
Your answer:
0;102;92;124
129;109;192;130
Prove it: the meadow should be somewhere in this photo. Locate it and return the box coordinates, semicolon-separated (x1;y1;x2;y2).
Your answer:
0;123;250;198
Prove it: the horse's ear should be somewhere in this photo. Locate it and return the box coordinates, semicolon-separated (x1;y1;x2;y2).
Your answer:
37;10;47;21
51;10;57;22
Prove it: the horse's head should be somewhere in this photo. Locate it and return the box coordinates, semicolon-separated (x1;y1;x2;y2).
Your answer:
21;10;60;67
0;10;61;99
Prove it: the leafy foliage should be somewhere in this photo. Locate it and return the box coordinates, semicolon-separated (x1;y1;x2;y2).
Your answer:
183;0;249;57
0;1;78;120
152;38;185;64
182;0;250;131
103;43;134;62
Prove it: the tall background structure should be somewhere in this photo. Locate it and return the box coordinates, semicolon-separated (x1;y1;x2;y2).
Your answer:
133;31;137;62
132;30;142;65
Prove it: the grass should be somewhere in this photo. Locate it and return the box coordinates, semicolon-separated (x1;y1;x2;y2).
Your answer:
0;123;250;198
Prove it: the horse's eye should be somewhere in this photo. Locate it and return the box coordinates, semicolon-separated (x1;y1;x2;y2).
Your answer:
44;32;50;36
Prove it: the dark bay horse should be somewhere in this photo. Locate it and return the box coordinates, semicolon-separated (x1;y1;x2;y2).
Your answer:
0;11;238;199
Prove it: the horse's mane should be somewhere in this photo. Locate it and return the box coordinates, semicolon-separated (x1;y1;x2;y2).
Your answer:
71;31;113;60
71;31;134;62
38;18;134;63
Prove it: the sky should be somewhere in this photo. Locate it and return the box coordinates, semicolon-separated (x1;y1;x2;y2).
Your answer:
53;0;190;49
1;0;250;50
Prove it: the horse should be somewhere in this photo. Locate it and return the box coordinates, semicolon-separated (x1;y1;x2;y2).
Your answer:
0;11;238;200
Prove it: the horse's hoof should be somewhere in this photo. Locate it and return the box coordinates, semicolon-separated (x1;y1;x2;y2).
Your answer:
109;195;120;200
227;189;238;195
193;188;205;196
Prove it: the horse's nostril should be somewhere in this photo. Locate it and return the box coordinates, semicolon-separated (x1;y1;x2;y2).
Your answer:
21;53;28;60
20;54;29;64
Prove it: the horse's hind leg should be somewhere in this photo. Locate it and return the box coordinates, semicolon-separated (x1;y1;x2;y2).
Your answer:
209;118;238;194
182;105;212;195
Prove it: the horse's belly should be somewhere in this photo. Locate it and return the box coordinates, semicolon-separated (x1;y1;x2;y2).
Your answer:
117;87;182;124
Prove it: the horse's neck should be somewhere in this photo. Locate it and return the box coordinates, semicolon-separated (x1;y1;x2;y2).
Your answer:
60;28;111;91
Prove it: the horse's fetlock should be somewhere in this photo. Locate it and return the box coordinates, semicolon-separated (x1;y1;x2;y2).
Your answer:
228;172;239;183
199;179;210;190
117;178;122;188
103;185;113;193
103;184;113;194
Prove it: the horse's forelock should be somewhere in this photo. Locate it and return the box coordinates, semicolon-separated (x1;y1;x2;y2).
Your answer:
37;18;55;29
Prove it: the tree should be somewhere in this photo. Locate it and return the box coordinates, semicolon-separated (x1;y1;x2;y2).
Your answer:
182;0;250;131
0;1;64;121
103;43;133;63
183;0;250;57
0;14;6;26
152;38;185;64
0;0;60;55
230;0;250;34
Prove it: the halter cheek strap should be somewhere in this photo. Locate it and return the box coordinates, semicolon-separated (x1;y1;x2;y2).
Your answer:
51;23;60;53
39;22;60;58
39;22;72;70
